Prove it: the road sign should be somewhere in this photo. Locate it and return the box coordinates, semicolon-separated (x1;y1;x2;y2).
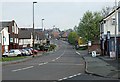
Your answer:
92;51;96;57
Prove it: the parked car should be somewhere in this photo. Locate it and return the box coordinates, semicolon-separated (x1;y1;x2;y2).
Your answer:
3;49;22;57
3;51;9;57
32;49;38;54
19;49;26;56
24;48;33;55
22;49;30;56
44;45;50;51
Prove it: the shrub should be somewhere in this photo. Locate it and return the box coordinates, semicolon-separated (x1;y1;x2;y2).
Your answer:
49;44;56;51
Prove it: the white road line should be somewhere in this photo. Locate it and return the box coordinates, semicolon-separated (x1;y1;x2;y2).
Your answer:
77;73;82;75
76;51;80;55
62;77;68;80
44;62;48;64
12;69;22;72
51;47;65;62
39;63;44;66
58;79;63;81
39;62;48;66
12;66;34;72
69;75;74;78
22;66;33;70
56;58;59;60
52;59;55;61
73;74;77;77
58;73;81;81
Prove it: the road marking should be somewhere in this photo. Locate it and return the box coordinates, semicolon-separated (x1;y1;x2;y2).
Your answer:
22;66;34;70
12;69;22;72
58;79;63;81
56;58;59;60
12;66;34;72
76;51;80;55
52;59;55;61
73;74;77;77
44;62;48;64
62;77;68;80
69;75;74;78
39;62;48;66
39;63;43;66
58;73;81;81
77;73;81;75
51;46;66;63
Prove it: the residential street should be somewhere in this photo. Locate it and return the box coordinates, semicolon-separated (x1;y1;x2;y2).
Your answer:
2;40;119;82
2;40;85;80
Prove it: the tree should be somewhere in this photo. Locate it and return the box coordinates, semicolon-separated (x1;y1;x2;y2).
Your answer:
68;32;78;45
76;11;103;42
101;6;112;17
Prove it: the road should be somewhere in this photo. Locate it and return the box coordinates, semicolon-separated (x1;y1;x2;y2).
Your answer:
2;40;118;82
2;40;84;81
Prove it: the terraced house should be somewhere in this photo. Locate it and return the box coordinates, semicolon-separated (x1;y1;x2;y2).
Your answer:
0;20;19;54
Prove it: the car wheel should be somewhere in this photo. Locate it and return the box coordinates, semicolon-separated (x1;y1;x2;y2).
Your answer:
3;55;8;57
17;54;22;56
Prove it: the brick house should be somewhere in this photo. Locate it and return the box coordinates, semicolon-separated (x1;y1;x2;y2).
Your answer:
0;20;19;53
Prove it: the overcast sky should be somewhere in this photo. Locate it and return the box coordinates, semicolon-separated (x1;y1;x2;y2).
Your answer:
0;0;118;31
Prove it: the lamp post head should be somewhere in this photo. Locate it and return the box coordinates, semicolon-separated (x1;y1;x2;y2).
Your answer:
33;2;37;4
42;19;44;21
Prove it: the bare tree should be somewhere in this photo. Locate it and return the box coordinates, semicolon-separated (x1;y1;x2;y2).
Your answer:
101;6;112;17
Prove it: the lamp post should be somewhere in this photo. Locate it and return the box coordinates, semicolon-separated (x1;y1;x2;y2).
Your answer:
115;0;117;59
32;2;37;57
42;19;44;31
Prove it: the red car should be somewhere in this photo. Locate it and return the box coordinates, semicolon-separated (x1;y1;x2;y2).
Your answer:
32;49;38;54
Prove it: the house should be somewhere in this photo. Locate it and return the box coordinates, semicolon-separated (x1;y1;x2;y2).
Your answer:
100;6;120;57
18;28;33;48
60;31;68;41
18;28;46;49
0;20;19;54
51;28;60;39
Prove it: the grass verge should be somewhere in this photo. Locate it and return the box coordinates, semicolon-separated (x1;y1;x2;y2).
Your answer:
1;56;27;62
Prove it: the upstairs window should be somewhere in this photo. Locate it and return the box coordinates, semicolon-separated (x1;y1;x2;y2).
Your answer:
111;18;115;25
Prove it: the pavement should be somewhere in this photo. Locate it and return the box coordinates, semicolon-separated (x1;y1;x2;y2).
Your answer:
76;50;119;79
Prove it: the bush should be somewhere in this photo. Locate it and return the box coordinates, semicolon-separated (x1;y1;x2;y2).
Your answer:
49;44;56;51
39;45;45;51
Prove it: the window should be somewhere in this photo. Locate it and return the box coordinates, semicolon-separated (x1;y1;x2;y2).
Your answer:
10;38;13;42
111;18;115;25
12;26;15;33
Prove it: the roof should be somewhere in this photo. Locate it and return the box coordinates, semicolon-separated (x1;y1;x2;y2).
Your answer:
100;7;120;22
0;27;3;31
0;21;13;32
35;31;46;40
19;28;46;39
0;21;12;27
19;28;32;39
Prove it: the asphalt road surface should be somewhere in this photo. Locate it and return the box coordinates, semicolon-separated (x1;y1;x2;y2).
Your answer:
2;40;84;80
2;40;119;82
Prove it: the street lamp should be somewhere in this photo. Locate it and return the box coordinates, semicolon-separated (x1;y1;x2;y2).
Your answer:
32;1;37;57
115;0;117;59
42;19;44;31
